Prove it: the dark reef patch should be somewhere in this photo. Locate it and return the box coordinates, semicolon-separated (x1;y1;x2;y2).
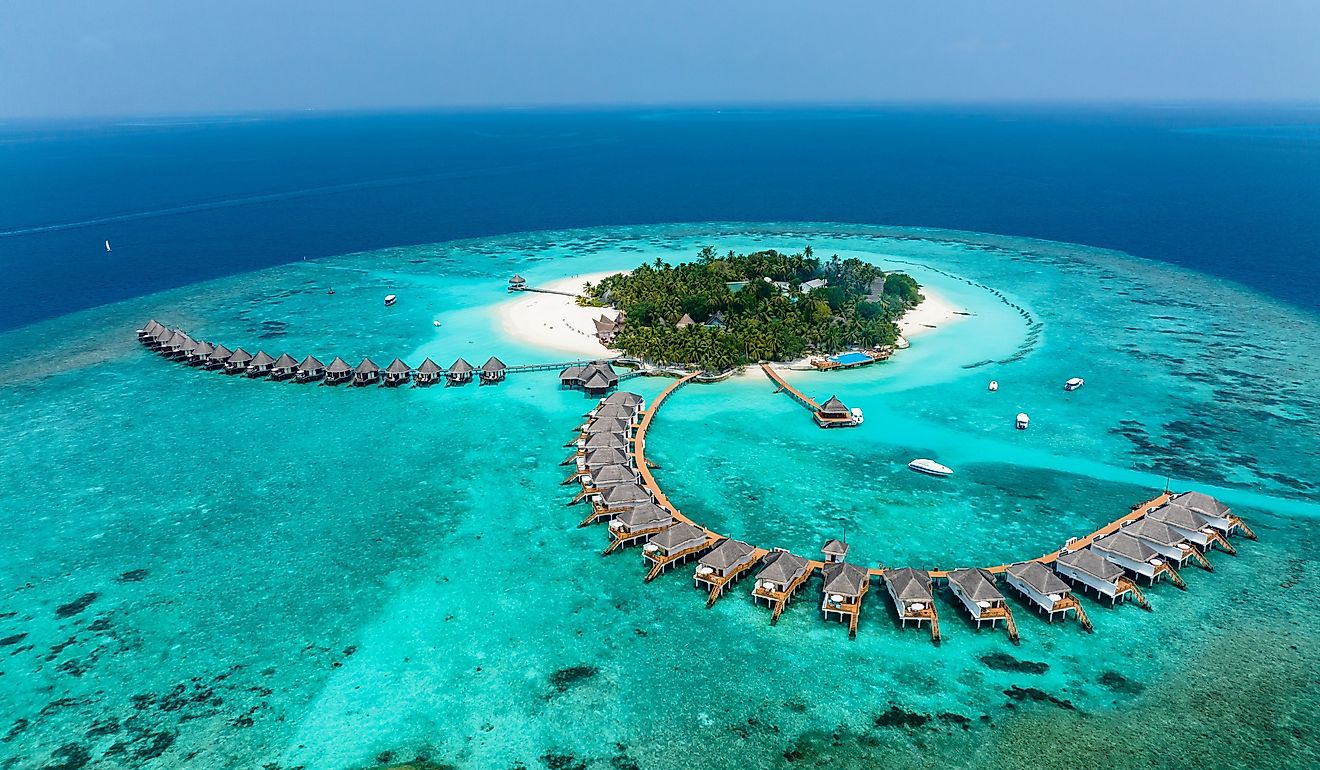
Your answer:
548;664;599;693
980;652;1049;674
43;742;91;770
540;751;588;770
1098;671;1145;695
1003;686;1076;710
872;705;930;729
55;593;99;619
0;633;27;647
116;569;149;583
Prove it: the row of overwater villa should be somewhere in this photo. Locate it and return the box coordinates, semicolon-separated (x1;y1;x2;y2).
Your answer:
138;319;622;389
567;378;1257;643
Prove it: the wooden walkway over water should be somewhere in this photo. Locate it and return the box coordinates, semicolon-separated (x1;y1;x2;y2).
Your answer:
760;363;821;412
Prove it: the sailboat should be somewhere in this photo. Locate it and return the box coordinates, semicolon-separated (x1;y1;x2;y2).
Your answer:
105;240;112;253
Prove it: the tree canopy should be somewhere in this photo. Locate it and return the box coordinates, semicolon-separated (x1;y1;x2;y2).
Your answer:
584;247;922;371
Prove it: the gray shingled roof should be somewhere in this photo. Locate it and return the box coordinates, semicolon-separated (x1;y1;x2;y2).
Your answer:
385;358;411;374
326;357;352;373
600;483;650;505
947;568;1003;603
586;418;629;435
1057;549;1124;582
481;356;506;373
272;353;299;369
700;539;755;571
560;365;585;380
589;464;637;486
297;355;324;371
584;448;629;466
192;341;215;357
208;344;233;362
1148;503;1210;531
449;357;473;373
822;539;849;556
591;405;634;421
822;562;869;596
615;502;671;529
1173;491;1231;519
416;358;442;374
885;567;933;603
1125;518;1187;547
756;551;809;585
585;432;628;449
227;348;254;365
649;522;705;549
1007;561;1070;594
355;357;380;374
249;351;275;367
583;371;611;390
1093;532;1159;562
603;392;643;406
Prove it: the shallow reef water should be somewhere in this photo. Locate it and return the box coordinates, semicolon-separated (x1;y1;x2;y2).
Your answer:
0;223;1317;769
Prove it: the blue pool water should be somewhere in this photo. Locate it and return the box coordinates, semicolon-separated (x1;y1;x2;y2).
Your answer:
828;351;874;366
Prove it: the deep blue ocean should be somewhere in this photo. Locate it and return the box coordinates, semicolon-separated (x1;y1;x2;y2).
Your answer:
2;105;1319;332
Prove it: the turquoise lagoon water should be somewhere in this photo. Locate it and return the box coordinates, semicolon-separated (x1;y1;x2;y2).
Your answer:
1;223;1318;769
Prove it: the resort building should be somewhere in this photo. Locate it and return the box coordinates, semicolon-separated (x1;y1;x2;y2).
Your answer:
946;568;1014;635
560;362;620;393
479;356;506;384
1004;561;1086;625
813;395;858;428
173;336;198;360
675;313;696;329
577;447;630;470
414;358;442;386
353;357;381;386
1123;518;1200;567
324;356;354;385
160;330;187;357
583;417;630;437
601;391;644;414
224;348;254;374
295;355;325;382
800;278;828;292
584;463;638;490
751;550;814;621
447;357;473;385
204;344;233;369
593;316;620;345
588;404;637;424
138;319;162;341
247;351;276;377
605;502;674;549
884;567;938;634
704;311;726;328
643;522;713;579
1170;491;1246;537
508;274;526;291
187;341;215;365
594;482;651;511
1091;532;1169;582
270;353;299;380
582;431;628;451
383;358;411;386
820;561;870;635
1055;549;1144;606
1147;502;1236;554
694;539;761;604
822;539;849;563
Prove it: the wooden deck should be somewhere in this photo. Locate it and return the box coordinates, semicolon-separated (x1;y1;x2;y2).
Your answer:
697;550;769;607
644;535;719;582
753;565;820;623
759;364;821;411
979;605;1019;643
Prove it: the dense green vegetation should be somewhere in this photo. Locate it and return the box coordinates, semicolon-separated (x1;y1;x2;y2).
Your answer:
584;246;922;370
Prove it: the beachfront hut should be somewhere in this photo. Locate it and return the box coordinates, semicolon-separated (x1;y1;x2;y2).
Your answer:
479;356;506;384
586;464;639;490
885;568;936;629
414;358;441;386
187;341;215;365
593;316;619;344
814;395;856;428
694;539;759;595
1092;532;1166;582
675;313;696;329
508;274;526;291
205;344;233;369
1004;561;1077;621
246;351;276;377
353;357;381;386
1170;491;1237;535
224;348;254;374
821;562;870;629
296;355;326;382
382;358;411;387
447;357;473;385
1056;549;1131;604
270;353;299;380
324;356;354;385
822;539;850;563
1124;518;1197;566
752;550;812;612
946;568;1008;629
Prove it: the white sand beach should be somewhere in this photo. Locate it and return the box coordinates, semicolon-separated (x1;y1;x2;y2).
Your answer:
898;286;968;339
496;272;622;358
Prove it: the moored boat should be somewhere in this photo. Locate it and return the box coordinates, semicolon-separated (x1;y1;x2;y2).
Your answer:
1064;377;1084;391
908;458;953;477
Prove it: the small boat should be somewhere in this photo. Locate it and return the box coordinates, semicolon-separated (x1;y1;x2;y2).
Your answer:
384;294;397;306
908;458;952;477
988;380;999;392
1016;412;1030;430
433;320;441;327
326;288;335;295
850;407;864;425
1064;377;1084;391
104;240;112;252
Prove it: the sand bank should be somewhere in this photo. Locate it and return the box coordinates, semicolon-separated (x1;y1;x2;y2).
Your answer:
496;272;622;358
898;286;967;339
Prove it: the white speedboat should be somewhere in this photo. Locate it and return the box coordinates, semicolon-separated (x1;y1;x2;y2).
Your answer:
908;458;952;477
988;380;999;392
850;407;864;425
1016;412;1030;430
1064;377;1084;391
384;294;397;306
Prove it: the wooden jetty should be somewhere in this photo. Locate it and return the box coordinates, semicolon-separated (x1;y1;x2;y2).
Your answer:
760;363;860;428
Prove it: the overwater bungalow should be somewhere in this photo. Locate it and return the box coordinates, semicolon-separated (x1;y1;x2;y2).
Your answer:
224;348;254;374
885;567;938;636
694;539;761;605
247;351;276;377
946;568;1014;636
602;391;644;412
594;482;651;511
583;431;629;450
1091;532;1171;583
1055;549;1143;606
447;357;473;385
353;357;381;386
813;395;858;428
642;522;712;579
479;356;506;384
149;326;173;350
585;463;639;490
383;358;412;386
1147;502;1236;554
821;561;870;636
583;417;630;436
205;344;233;370
576;447;630;470
1123;518;1199;567
187;341;215;366
1170;491;1249;537
160;331;188;357
174;336;199;360
587;404;637;423
561;362;619;394
752;550;814;621
324;356;354;385
1004;562;1086;625
414;358;442;386
296;355;326;382
270;353;299;380
138;320;162;341
508;274;526;291
604;502;674;549
822;539;849;563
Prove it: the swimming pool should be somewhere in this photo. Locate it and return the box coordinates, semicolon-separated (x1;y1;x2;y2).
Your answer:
829;351;873;365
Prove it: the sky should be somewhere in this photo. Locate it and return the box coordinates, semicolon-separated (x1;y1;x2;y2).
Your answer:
1;0;1319;118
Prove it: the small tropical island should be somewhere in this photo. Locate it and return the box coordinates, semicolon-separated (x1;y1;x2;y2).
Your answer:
580;246;923;370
